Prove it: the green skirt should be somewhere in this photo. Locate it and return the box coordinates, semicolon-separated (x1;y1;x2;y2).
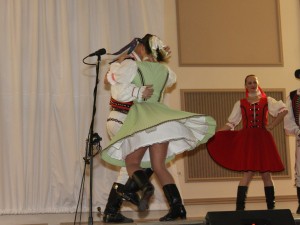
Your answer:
101;101;216;168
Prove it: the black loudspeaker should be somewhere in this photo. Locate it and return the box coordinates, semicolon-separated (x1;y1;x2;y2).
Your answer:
205;209;295;225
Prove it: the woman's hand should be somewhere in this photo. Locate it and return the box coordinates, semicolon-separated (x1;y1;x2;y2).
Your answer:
266;110;288;132
265;124;274;132
163;46;171;56
104;71;109;84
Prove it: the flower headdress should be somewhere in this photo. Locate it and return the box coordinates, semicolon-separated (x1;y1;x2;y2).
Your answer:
148;35;170;60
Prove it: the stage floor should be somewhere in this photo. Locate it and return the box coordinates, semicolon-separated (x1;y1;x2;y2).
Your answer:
62;214;300;225
62;217;205;225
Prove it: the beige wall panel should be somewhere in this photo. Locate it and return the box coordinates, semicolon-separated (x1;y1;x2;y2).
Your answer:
176;0;283;66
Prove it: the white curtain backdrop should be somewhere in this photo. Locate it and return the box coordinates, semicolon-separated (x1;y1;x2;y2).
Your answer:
0;0;179;215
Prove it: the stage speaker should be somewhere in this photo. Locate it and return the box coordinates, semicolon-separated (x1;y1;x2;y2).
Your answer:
205;209;295;225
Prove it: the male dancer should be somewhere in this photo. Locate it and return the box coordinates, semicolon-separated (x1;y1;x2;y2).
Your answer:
284;69;300;214
101;38;155;223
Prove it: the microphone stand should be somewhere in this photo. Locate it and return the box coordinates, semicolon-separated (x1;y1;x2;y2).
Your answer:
87;54;102;225
75;53;103;225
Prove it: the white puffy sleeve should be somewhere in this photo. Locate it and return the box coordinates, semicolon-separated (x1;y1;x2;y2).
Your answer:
166;66;176;87
107;59;148;102
106;59;138;85
226;100;242;129
284;95;300;136
267;96;287;117
110;83;144;102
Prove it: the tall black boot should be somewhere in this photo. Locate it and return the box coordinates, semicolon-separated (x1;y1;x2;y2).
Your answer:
236;186;248;211
159;184;187;221
132;170;154;212
102;182;133;223
122;168;154;206
297;187;300;214
264;186;275;210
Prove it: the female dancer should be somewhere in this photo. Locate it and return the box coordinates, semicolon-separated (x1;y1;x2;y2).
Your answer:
207;74;287;210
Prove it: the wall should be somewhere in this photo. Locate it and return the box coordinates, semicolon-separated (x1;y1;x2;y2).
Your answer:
164;0;300;214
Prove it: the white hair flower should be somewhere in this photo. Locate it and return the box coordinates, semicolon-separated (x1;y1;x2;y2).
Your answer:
149;36;170;60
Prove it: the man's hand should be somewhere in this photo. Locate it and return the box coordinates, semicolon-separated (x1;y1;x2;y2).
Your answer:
142;85;154;99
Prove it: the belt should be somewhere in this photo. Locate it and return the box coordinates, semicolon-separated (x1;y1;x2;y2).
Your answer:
109;97;132;114
111;107;129;114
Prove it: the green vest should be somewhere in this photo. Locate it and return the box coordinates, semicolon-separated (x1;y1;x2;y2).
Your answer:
133;61;169;103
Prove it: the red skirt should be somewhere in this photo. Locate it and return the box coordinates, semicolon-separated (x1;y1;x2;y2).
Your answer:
206;128;284;172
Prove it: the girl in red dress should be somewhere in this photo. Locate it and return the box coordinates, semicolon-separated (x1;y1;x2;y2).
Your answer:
207;74;288;210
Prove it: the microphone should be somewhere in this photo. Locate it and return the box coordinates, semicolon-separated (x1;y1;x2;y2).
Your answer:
88;48;106;57
295;69;300;79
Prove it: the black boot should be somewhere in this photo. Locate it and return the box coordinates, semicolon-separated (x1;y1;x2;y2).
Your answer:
118;179;140;206
236;186;248;211
264;186;275;210
297;187;300;214
159;184;187;221
122;168;154;206
132;170;154;212
102;182;134;223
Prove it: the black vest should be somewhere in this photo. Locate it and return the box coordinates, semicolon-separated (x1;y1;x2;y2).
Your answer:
290;90;300;126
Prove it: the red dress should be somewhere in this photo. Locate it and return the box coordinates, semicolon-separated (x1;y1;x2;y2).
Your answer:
206;97;284;172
